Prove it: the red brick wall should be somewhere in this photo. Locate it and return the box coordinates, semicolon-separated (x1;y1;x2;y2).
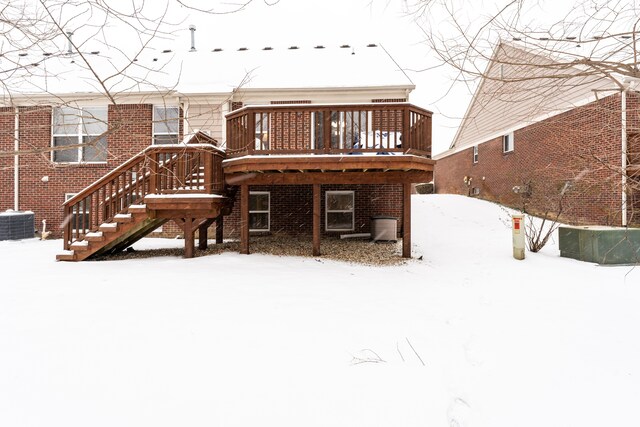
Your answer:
435;94;627;226
626;92;640;224
13;104;153;237
0;108;15;212
224;184;404;238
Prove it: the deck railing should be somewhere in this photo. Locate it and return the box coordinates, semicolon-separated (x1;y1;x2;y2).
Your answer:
62;144;225;249
226;103;432;158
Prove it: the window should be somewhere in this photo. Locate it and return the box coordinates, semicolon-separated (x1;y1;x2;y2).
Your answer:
65;193;90;231
326;191;354;231
472;145;478;163
52;106;108;163
503;132;514;153
249;192;270;231
153;106;180;144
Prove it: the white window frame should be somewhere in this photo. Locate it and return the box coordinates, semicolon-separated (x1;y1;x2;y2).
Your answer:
52;106;108;164
472;145;478;163
249;191;270;232
325;190;355;232
65;193;90;231
153;105;180;144
503;132;514;153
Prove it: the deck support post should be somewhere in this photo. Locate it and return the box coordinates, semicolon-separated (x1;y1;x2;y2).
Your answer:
184;217;195;258
215;215;224;244
198;218;215;250
198;221;208;250
313;184;321;256
240;184;249;254
402;183;412;258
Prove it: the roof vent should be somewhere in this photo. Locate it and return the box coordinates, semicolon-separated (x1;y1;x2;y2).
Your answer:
263;46;273;50
90;51;100;55
566;36;576;40
43;52;52;57
340;44;350;48
153;58;158;62
621;35;632;39
213;48;223;52
366;43;377;47
512;37;522;41
66;31;74;54
162;49;172;53
238;47;248;51
18;53;27;57
314;45;325;49
189;25;196;51
288;46;299;50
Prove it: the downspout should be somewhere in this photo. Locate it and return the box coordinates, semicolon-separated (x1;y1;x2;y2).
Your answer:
14;107;19;211
621;88;628;227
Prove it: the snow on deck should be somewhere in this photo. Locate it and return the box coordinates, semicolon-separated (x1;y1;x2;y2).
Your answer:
144;194;225;199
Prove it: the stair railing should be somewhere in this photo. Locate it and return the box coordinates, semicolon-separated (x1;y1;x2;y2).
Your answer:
62;144;225;249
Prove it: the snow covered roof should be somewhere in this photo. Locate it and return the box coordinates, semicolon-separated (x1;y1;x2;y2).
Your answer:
448;42;618;152
2;44;414;101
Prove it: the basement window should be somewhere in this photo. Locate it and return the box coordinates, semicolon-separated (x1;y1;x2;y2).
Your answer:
249;192;270;231
153;106;180;144
503;132;514;153
326;191;354;231
52;106;108;163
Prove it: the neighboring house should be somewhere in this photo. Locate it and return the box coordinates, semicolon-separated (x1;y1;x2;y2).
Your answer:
434;42;640;227
0;44;434;260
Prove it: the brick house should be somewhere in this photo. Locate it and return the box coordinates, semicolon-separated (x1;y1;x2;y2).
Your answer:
434;42;640;227
0;45;435;260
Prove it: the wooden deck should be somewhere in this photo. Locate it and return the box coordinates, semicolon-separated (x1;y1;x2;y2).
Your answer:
58;103;435;261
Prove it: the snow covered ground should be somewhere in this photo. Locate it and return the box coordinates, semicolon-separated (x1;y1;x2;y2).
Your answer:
1;194;639;427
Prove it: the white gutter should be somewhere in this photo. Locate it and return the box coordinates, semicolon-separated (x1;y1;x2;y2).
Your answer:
621;89;628;227
14;107;19;211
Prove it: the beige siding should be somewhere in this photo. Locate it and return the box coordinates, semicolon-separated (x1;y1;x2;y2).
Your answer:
186;104;223;141
453;43;616;150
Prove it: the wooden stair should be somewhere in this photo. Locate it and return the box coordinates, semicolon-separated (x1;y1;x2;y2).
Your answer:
57;138;232;261
56;204;167;261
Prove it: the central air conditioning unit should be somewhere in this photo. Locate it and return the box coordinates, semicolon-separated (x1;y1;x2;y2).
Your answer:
371;215;397;242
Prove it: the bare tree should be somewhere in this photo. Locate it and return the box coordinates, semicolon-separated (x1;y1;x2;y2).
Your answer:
409;0;640;249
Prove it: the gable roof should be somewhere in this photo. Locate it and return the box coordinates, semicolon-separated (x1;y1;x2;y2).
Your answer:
1;44;414;102
449;42;617;152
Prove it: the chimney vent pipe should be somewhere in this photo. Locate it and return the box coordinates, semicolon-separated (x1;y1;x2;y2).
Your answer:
189;25;196;51
66;31;74;54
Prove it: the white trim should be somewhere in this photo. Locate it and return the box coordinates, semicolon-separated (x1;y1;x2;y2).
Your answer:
472;145;478;163
325;190;355;232
249;191;270;232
